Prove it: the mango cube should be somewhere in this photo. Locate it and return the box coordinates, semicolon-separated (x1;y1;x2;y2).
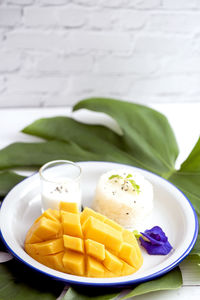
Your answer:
28;217;62;241
80;207;106;224
43;209;60;222
104;268;115;278
61;211;82;238
25;232;42;244
119;242;142;269
103;250;123;275
42;252;65;272
123;229;143;266
63;235;84;253
60;202;79;214
63;250;85;276
82;216;123;252
85;239;105;261
87;256;105;278
25;238;64;256
121;262;137;276
104;218;123;232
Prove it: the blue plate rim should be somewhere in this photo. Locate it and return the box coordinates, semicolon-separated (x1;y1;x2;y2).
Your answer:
0;161;199;287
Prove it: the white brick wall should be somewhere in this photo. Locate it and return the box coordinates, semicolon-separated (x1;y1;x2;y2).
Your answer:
0;0;200;107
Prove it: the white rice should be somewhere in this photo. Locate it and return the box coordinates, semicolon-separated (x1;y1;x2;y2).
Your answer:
92;169;154;229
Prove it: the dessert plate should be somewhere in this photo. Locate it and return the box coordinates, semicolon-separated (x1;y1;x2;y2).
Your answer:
0;161;198;287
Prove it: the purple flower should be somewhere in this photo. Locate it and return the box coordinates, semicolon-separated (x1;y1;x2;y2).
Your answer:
139;226;173;255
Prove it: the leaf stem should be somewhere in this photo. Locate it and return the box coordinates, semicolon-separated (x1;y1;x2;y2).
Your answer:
162;169;175;179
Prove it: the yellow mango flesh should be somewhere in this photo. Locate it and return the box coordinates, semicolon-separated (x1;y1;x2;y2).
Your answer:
85;239;105;261
59;202;79;214
63;235;84;253
87;256;105;278
104;218;123;232
61;211;83;238
63;250;85;276
122;230;143;269
25;203;143;277
80;207;106;224
41;252;65;273
103;250;123;276
25;232;42;244
26;217;62;242
82;216;123;252
25;238;64;256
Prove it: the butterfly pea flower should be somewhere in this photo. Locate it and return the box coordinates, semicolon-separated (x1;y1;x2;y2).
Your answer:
139;226;173;255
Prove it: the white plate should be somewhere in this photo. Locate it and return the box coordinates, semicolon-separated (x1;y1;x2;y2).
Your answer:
0;161;198;287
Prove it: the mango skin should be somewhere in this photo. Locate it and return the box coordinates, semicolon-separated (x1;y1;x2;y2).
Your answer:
25;202;143;278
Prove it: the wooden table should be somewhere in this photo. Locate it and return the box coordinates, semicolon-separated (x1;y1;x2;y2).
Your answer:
0;103;199;299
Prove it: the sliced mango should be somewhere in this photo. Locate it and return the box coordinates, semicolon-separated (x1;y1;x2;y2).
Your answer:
87;256;105;278
123;229;143;267
27;217;62;241
25;232;42;244
61;211;82;238
119;242;143;269
42;252;65;272
60;202;79;214
103;250;123;276
34;209;60;224
121;262;137;276
63;250;85;276
103;267;115;278
25;202;143;278
43;209;60;222
82;216;123;252
63;235;84;253
85;239;105;261
25;238;64;256
80;207;106;224
103;218;123;232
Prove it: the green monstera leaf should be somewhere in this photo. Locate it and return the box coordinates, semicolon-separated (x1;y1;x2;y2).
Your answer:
21;98;179;177
168;138;200;216
0;171;25;197
121;267;182;299
73;98;179;178
62;267;182;300
0;254;64;300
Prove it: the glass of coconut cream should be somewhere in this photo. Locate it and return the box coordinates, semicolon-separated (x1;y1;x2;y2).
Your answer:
39;160;82;212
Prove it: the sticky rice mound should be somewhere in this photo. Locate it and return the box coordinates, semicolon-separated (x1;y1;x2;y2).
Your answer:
92;169;154;229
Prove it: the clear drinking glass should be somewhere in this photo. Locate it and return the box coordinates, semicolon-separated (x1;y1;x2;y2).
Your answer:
39;160;82;212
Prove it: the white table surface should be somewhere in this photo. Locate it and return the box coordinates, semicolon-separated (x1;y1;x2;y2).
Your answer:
0;103;199;299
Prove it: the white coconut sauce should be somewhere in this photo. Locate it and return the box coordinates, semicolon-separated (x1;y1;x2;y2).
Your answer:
41;177;82;211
